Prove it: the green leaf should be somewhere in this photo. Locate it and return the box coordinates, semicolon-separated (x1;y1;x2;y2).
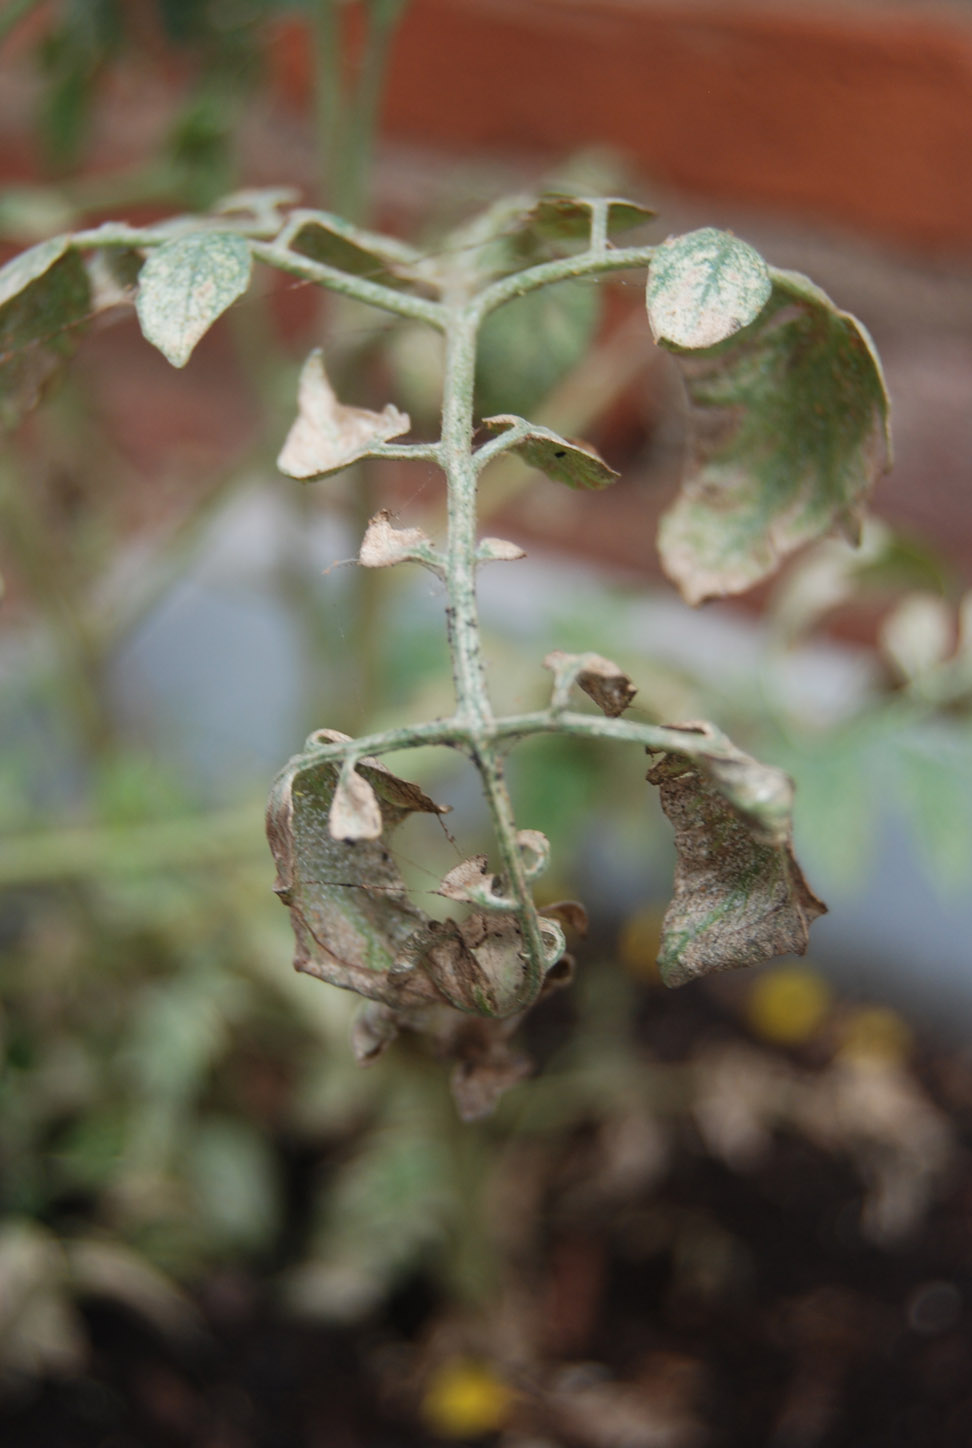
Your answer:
646;227;771;350
476;278;599;417
480;416;618;491
647;726;826;986
188;1117;280;1250
0;236;91;426
287;212;424;292
510;193;656;254
656;265;891;603
135;230;252;367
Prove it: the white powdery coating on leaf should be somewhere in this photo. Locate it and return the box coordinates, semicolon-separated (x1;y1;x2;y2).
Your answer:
647;228;771;350
135;231;252;368
277;350;410;479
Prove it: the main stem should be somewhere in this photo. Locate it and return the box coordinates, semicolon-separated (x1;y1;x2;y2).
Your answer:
439;305;549;1000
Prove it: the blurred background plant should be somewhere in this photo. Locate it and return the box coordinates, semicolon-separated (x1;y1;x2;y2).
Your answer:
2;3;972;1443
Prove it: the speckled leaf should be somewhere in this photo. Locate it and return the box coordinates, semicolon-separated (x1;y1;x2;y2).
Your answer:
646;227;771;350
657;266;891;604
647;730;826;986
481;416;617;491
0;236;91;426
277;350;410;480
135;231;251;367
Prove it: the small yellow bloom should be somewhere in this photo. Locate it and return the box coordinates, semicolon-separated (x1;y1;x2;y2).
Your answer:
420;1358;514;1439
746;966;831;1045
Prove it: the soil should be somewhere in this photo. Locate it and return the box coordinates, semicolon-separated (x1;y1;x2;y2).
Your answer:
3;972;971;1448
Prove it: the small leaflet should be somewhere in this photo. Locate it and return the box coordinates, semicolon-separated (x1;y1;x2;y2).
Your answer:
646;227;772;351
329;765;383;841
480;415;617;491
135;230;252;368
277;350;410;480
358;509;437;569
477;537;526;564
544;650;636;717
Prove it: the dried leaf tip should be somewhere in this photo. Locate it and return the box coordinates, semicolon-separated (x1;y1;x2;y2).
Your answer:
277;349;410;481
544;650;636;717
359;510;438;570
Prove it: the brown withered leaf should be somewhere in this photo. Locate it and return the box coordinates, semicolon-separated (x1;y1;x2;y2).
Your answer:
544;650;637;717
266;729;446;1003
647;745;826;987
358;509;436;569
277;349;410;480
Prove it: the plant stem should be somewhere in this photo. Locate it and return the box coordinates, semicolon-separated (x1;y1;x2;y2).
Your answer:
438;306;558;1000
313;0;345;206
335;1;407;224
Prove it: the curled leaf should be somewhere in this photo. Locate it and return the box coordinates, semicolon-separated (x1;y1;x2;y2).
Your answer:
657;265;891;603
544;650;636;717
277;349;410;480
439;855;497;904
647;733;826;987
646;227;771;350
267;729;446;1003
329;763;382;841
480;415;617;491
358;509;438;570
135;230;252;367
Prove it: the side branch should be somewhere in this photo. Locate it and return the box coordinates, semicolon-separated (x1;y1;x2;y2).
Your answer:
474;243;657;321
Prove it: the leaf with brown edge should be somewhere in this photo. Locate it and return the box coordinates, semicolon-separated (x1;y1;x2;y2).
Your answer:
358;509;439;571
654;262;891;604
647;742;826;987
544;650;636;717
277;350;410;480
481;416;617;491
266;729;446;1004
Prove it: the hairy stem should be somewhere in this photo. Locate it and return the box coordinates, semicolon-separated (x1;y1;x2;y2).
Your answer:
439;305;549;1000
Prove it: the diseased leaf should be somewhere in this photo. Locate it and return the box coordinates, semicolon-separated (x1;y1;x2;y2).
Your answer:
267;730;566;1113
656;265;891;603
358;509;439;570
647;737;826;987
477;536;526;564
267;729;447;1003
481;416;617;491
267;731;562;1018
135;230;252;367
329;765;383;842
0;237;91;426
646;227;771;350
544;649;636;716
277;350;410;480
